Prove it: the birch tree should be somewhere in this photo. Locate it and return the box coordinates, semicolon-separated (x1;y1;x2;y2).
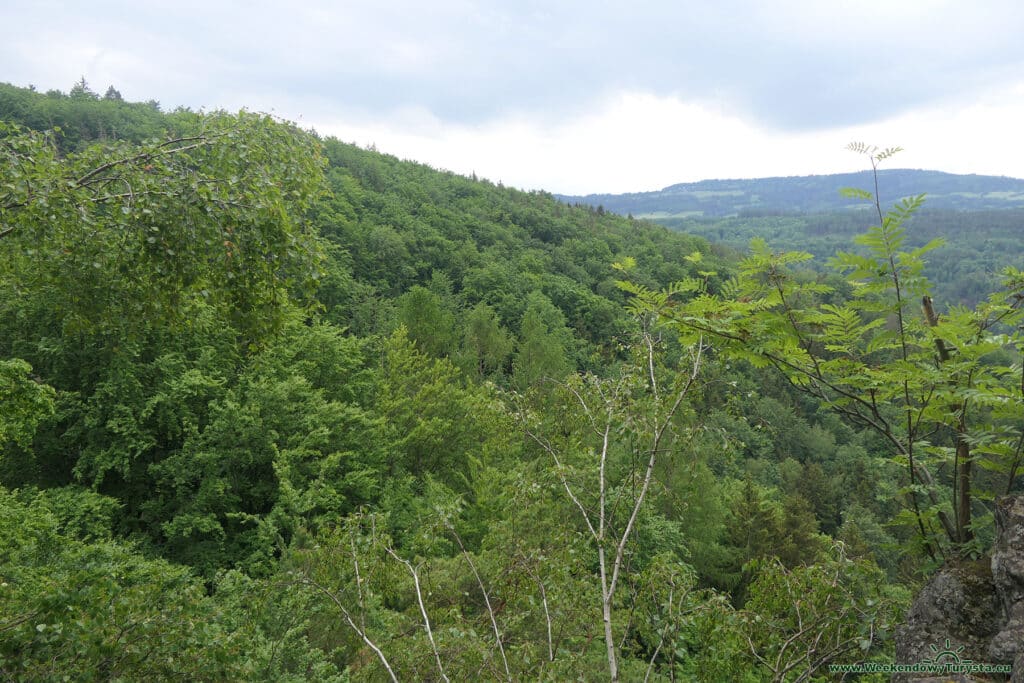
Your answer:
521;329;705;681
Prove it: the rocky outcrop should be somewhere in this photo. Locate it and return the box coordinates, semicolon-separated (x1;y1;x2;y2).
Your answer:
990;496;1024;666
893;558;1002;681
893;495;1024;682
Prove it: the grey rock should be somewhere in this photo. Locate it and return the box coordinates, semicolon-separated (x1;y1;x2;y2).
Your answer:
990;496;1024;663
893;494;1024;681
990;601;1024;663
893;558;1000;682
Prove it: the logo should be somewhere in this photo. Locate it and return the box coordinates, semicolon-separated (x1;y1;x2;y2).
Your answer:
828;639;1012;676
922;639;968;668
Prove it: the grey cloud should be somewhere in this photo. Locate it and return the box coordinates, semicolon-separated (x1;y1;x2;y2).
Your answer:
3;0;1023;130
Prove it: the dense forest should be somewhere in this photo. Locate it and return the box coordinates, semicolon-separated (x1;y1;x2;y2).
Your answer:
559;169;1024;217
657;208;1024;308
2;82;1023;681
562;168;1024;310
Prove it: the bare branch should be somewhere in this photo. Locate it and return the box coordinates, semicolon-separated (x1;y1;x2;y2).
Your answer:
447;523;511;681
644;321;659;399
524;428;598;540
383;546;449;683
643;585;673;683
349;534;367;633
0;610;40;633
293;576;399;683
533;570;554;663
562;380;600;433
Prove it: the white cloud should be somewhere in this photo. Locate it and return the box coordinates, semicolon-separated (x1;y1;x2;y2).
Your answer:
314;87;1024;194
3;1;1024;192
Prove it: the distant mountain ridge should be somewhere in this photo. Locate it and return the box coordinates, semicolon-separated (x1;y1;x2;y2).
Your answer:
557;169;1024;217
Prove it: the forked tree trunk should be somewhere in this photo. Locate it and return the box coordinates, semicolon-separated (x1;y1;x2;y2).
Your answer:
923;295;973;544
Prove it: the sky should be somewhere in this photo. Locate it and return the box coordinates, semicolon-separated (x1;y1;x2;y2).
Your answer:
3;0;1024;194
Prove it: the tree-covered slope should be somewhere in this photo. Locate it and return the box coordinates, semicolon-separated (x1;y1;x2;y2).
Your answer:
0;80;168;151
314;138;732;353
660;207;1024;307
559;169;1024;217
8;81;1019;680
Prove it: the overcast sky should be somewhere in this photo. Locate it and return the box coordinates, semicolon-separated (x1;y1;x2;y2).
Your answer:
3;1;1023;193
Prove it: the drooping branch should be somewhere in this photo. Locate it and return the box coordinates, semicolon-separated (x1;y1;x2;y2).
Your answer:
292;576;399;683
678;297;957;547
0;132;227;240
447;523;511;681
383;545;449;683
524;427;599;540
73;134;218;187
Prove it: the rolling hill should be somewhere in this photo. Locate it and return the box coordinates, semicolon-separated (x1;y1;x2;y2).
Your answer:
558;169;1024;217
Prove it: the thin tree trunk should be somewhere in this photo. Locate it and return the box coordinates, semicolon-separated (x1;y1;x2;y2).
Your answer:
957;420;974;543
923;295;973;543
599;546;618;681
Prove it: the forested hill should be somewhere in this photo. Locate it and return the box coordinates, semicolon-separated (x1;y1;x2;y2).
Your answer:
0;80;724;358
4;81;1024;680
559;169;1024;217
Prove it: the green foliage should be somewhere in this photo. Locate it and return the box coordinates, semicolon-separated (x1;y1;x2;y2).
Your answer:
1;110;327;343
0;81;168;152
458;302;514;380
27;486;121;541
623;145;1024;560
144;320;384;575
0;87;948;680
317;133;725;362
738;544;905;681
512;291;574;388
0;358;54;447
396;285;458;357
0;487;245;680
716;480;828;599
378;329;507;497
0;485;351;680
660;207;1024;309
